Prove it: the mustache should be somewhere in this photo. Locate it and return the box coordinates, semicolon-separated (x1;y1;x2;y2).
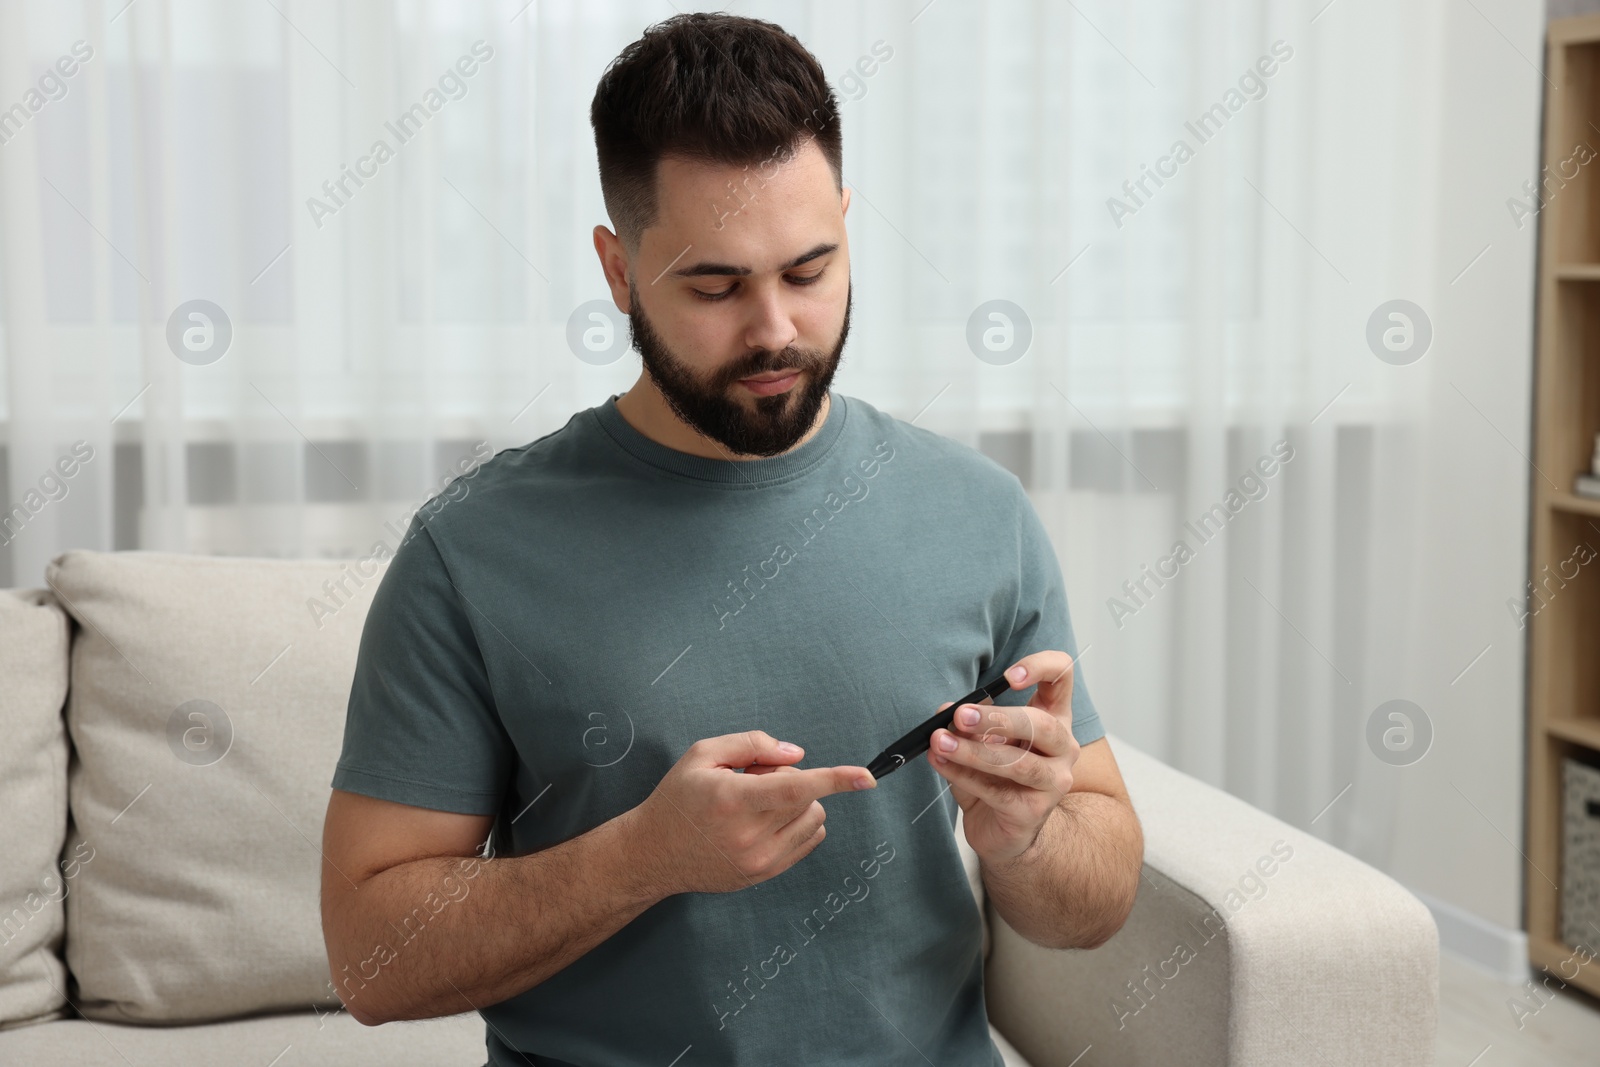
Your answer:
725;349;825;384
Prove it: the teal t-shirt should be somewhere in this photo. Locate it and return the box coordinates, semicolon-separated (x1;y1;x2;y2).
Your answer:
331;389;1103;1067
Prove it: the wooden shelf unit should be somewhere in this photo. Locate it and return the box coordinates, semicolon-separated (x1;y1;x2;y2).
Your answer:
1526;15;1600;1001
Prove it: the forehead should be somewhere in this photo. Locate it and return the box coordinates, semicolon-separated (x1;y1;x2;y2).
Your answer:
645;138;842;273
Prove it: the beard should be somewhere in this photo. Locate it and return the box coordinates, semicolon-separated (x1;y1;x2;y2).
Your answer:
626;279;850;457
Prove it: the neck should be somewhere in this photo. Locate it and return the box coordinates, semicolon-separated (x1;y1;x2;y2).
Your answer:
613;378;831;461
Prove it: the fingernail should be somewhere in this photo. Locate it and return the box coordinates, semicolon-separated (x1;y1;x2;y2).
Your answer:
958;707;980;726
855;775;875;790
937;733;957;752
778;742;802;756
1008;665;1027;681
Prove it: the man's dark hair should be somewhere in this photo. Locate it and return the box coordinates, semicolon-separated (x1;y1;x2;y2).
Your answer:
590;13;842;255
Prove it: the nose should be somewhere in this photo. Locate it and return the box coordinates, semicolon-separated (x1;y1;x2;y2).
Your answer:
742;282;799;357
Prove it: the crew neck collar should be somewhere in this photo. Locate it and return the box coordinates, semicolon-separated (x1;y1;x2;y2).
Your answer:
590;390;848;488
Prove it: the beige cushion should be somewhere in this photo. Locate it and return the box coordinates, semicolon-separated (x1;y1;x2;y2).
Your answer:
0;1007;487;1066
0;589;72;1029
989;1020;1036;1066
0;1009;1036;1067
47;549;387;1024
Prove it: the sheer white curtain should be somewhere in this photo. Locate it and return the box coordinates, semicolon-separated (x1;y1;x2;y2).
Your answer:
0;0;1535;896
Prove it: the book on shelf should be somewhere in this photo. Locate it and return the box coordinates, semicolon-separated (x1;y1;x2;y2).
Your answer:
1577;474;1600;500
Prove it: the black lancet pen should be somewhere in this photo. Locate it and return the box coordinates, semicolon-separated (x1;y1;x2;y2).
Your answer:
866;675;1013;780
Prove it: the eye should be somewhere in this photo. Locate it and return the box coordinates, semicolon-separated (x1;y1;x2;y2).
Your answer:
689;270;827;302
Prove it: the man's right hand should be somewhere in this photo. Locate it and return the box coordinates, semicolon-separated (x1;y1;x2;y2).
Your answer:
627;730;877;896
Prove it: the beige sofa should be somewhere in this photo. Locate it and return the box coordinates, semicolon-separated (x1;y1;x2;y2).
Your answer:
0;549;1440;1066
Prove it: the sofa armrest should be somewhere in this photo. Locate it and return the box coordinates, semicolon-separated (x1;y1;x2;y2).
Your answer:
983;734;1438;1067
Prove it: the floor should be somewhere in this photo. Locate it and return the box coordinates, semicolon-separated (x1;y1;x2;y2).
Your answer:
1438;948;1600;1065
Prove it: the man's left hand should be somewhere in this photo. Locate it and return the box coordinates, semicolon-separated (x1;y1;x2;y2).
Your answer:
931;650;1081;865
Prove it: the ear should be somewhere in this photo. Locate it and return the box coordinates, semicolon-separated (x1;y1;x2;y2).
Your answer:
841;185;852;217
592;225;632;313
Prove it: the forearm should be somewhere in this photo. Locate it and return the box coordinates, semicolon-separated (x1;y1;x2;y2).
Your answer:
980;791;1143;950
326;807;662;1024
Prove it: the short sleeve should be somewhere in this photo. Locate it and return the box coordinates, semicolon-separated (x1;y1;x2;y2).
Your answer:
985;479;1105;746
331;516;514;815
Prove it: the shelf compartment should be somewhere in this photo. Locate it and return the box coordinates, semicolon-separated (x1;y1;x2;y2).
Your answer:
1536;279;1600;498
1527;509;1600;725
1547;41;1600;265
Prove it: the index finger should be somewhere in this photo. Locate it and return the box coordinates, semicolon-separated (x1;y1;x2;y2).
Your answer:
740;764;876;809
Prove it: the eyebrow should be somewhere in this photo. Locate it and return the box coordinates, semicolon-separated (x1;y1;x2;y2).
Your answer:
669;242;838;279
